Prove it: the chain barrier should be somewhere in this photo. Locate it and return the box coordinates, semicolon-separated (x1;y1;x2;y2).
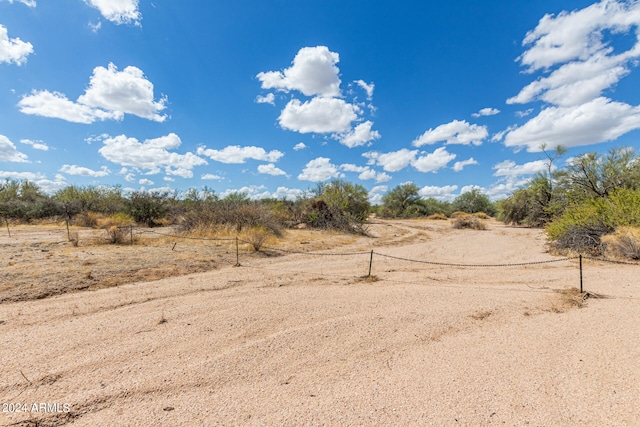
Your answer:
372;252;578;268
582;255;640;266
130;227;236;241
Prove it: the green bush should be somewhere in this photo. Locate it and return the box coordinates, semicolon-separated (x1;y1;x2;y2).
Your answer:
546;188;640;254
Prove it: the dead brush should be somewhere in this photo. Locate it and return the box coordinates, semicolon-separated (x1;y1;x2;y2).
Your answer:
241;227;275;252
602;227;640;260
452;215;487;230
553;287;608;311
426;213;448;220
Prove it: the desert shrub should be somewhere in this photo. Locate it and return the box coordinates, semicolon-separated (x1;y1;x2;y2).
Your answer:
602;227;640;260
180;200;283;237
304;180;370;234
241;227;273;251
426;213;448;220
126;190;171;227
452;215;487;230
73;211;102;227
96;213;135;245
449;211;470;219
474;212;491;219
546;188;640;255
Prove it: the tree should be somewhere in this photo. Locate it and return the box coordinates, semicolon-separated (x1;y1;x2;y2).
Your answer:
126;190;170;227
306;180;370;233
380;183;422;217
561;147;640;199
452;189;496;215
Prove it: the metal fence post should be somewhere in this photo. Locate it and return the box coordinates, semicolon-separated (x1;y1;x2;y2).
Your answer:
235;237;240;266
579;254;583;293
130;225;134;246
368;250;374;277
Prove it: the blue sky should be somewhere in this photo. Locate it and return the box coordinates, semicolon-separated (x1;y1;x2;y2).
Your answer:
2;0;640;203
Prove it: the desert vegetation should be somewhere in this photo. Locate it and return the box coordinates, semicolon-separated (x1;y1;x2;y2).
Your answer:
498;146;640;257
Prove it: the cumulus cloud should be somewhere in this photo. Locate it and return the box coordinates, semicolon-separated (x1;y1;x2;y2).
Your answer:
98;133;206;177
278;97;359;134
297;157;342;182
368;185;388;205
504;1;640;152
201;173;224;180
418;185;459;202
472;107;500;117
504;97;640;152
413;120;488;146
197;145;284;164
255;93;275;105
60;164;110;177
258;163;287;176
452;158;478;172
0;24;33;65
339;121;381;148
20;139;49;151
19;63;167;123
257;46;341;98
0;135;29;162
363;148;417;172
493;159;549;177
412;147;456;173
293;142;307;151
340;163;391;183
364;147;455;173
139;178;154;186
85;0;141;25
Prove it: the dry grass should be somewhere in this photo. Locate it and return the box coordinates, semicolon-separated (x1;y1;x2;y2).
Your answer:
602;227;640;260
452;215;487;230
474;212;492;220
426;213;448;220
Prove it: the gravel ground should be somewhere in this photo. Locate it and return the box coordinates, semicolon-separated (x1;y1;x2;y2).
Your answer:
1;219;638;426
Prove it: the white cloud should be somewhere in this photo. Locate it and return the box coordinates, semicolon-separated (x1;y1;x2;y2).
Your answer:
355;80;375;99
257;46;341;98
220;185;271;200
124;173;136;182
201;173;223;180
452;157;478;172
139;178;154;186
508;52;631;107
1;0;37;7
515;109;534;118
412;147;456;173
278;97;359;134
19;63;167;123
258;163;287;176
339;121;381;148
413;120;488;146
297;157;342;182
504;1;640;152
0;24;33;65
272;186;308;201
418;185;459;202
20;139;49;151
85;0;141;25
340;163;391;183
98;133;206;176
368;185;388;205
255;93;275;105
0;135;28;162
517;1;640;72
472;107;500;117
197;145;284;164
60;164;110;177
363;148;417;172
293;142;307;151
493;159;549;177
503;97;640;152
0;170;43;180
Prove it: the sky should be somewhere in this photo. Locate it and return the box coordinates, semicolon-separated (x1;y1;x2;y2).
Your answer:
2;0;640;204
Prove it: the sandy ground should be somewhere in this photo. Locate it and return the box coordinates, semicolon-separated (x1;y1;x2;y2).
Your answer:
0;219;639;426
